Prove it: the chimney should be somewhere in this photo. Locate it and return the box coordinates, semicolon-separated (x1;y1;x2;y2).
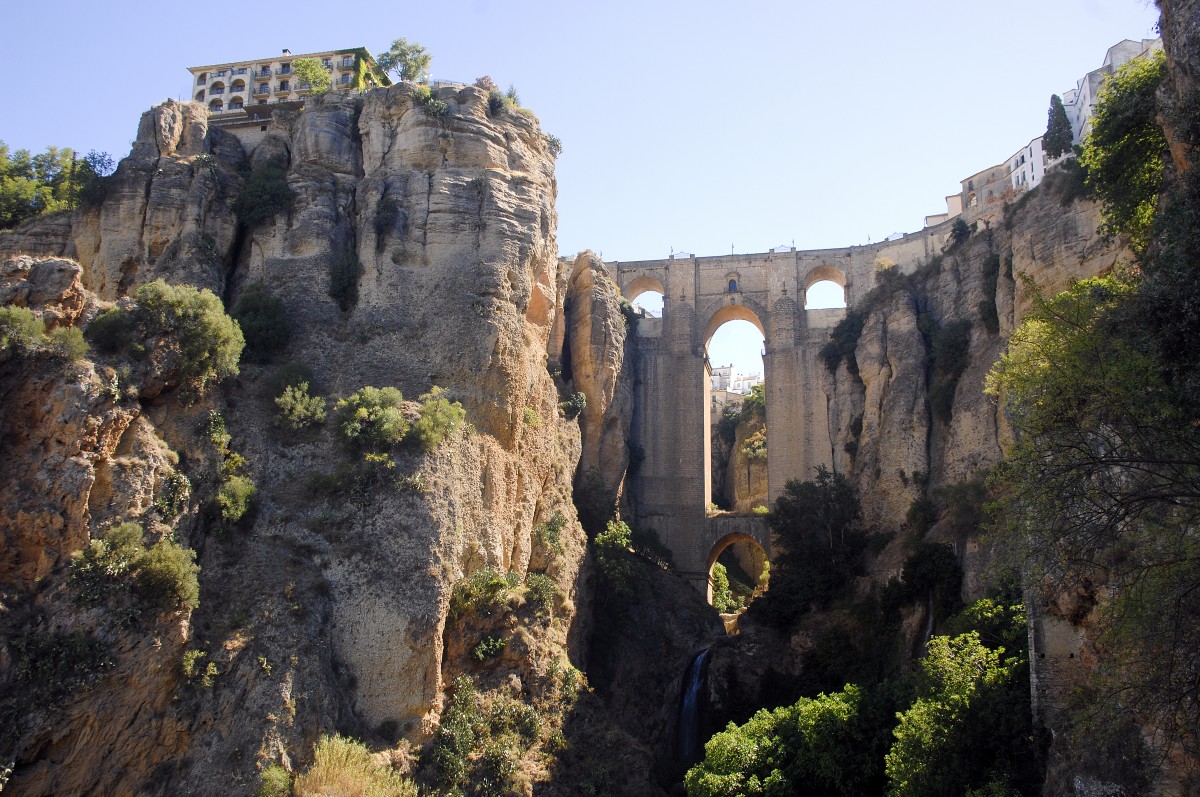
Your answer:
282;48;291;56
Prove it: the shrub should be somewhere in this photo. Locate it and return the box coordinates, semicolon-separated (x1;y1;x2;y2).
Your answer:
335;386;408;451
411;386;466;451
449;568;513;622
86;306;137;353
329;251;362;311
266;361;315;396
233;157;293;225
924;317;973;422
544;133;563;157
472;635;507;661
534;511;567;554
135;537;201;611
68;522;145;606
154;470;192;519
231;283;290;363
293;734;416;797
820;310;865;372
901;542;963;622
134;280;245;393
48;326;88;360
9;631;114;713
256;764;292;797
275;381;326;429
525;572;557;616
217;474;256;524
523;406;541;428
182;648;218;688
487;89;510;116
560;391;586;420
0;306;43;352
411;85;449;118
373;197;402;240
948;217;973;250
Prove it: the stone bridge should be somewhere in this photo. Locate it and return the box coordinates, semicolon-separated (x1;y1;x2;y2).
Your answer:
614;223;953;593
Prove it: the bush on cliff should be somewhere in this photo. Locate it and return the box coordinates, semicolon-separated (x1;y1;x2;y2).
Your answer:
69;522;200;613
231;283;290;363
233;157;293;225
293;734;416;797
335;386;408;451
275;381;326;429
87;281;244;394
411;386;465;451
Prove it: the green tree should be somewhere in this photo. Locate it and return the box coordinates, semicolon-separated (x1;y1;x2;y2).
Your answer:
1079;50;1167;250
885;631;1035;796
686;684;880;797
411;385;466;451
0;141;112;228
291;58;331;96
986;270;1200;761
755;467;865;625
1044;94;1073;158
377;38;431;83
710;562;736;613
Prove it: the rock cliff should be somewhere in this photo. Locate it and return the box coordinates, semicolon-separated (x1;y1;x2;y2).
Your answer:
0;85;636;796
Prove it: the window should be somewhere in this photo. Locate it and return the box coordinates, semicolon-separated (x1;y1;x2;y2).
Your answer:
728;279;738;293
197;73;207;85
280;80;290;91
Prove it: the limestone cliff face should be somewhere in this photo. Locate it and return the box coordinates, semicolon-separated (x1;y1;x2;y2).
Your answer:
562;252;633;509
823;182;1131;537
0;86;609;797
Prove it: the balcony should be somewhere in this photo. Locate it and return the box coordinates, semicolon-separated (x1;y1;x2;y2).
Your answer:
337;60;355;70
253;86;272;96
295;82;312;94
254;69;272;79
274;84;291;96
275;67;292;76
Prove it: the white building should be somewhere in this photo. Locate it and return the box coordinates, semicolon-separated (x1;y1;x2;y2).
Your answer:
710;364;734;392
1062;38;1162;144
187;47;388;116
1006;136;1048;193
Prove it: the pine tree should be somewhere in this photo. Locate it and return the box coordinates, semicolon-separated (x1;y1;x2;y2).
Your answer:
1045;94;1073;158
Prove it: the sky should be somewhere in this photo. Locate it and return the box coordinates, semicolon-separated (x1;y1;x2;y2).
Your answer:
0;0;1161;376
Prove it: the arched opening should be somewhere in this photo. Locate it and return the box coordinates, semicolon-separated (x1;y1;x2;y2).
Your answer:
707;533;769;617
705;305;766;514
229;97;244;110
804;265;848;310
210;81;226;96
208;99;224;112
194;90;205;102
625;275;665;318
728;279;737;293
231;79;246;94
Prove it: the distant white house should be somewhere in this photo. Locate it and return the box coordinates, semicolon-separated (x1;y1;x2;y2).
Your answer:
1062;38;1162;144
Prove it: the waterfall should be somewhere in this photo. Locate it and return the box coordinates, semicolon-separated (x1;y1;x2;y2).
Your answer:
678;648;711;764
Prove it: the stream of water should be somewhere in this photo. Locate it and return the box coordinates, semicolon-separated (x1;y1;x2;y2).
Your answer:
678;648;711;764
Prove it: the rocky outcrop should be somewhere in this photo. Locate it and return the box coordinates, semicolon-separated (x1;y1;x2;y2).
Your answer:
0;85;605;797
562;252;633;509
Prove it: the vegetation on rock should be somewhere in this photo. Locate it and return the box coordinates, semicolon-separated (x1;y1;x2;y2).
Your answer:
233;157;293;225
377;38;431;83
0;140;113;229
1044;94;1073;159
231;283;290;363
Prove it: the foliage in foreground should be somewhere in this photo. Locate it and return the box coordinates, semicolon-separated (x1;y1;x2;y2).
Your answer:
1079;49;1166;251
687;599;1037;797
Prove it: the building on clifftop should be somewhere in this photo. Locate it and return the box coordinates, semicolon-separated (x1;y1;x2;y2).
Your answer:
187;47;389;115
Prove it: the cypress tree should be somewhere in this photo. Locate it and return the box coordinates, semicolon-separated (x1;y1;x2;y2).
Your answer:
1045;94;1073;158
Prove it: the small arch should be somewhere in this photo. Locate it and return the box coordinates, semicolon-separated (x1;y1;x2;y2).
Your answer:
706;532;769;608
194;89;205;101
728;279;738;293
196;72;207;85
725;272;740;294
208;99;224;111
624;274;666;304
803;265;848;310
229;97;244;110
231;79;246;93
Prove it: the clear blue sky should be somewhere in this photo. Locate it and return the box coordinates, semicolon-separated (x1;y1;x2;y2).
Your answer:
1;0;1160;375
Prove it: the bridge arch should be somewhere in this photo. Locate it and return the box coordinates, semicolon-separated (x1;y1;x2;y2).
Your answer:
624;274;666;303
700;297;768;345
705;531;770;606
803;264;848;309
